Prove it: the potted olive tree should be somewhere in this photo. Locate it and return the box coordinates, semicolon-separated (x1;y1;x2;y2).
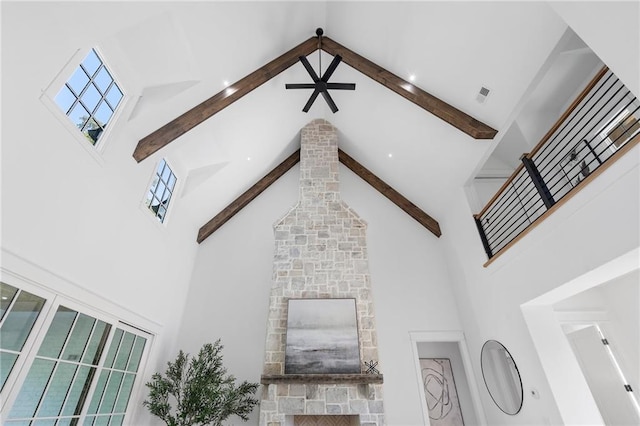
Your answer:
144;340;258;426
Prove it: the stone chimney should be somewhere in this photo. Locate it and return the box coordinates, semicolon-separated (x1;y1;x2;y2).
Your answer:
259;119;384;426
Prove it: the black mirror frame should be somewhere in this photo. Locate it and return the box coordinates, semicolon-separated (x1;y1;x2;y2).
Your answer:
480;339;524;415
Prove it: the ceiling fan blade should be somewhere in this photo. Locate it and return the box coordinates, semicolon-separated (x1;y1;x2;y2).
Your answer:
321;90;339;113
286;83;316;89
302;89;320;112
299;56;320;82
321;55;343;82
326;83;356;90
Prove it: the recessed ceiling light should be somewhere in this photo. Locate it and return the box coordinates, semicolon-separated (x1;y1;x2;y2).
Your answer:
1;296;7;300
223;80;230;87
388;153;393;158
409;74;416;82
247;157;251;161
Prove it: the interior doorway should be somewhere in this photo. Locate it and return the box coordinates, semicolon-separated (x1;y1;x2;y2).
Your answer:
566;325;640;425
410;331;486;425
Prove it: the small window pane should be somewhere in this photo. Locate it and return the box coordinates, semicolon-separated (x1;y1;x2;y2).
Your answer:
67;68;89;95
0;351;19;391
1;282;19;320
81;50;101;77
94;67;113;93
56;418;74;426
38;306;77;358
161;164;171;182
0;290;46;351
61;366;94;416
113;373;134;413
103;329;122;369
155;181;167;200
62;314;95;362
162;188;173;206
167;173;177;191
87;370;109;415
157;206;167;221
55;86;77;115
80;84;102;113
9;358;56;418
94;101;114;127
83;123;104;145
92;415;109;426
105;86;123;109
69;103;90;129
109;414;124;426
98;371;123;414
38;362;77;417
112;332;134;370
82;321;111;365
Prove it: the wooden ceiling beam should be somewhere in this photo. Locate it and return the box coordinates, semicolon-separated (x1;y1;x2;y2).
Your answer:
197;150;300;243
338;149;441;237
135;34;497;163
133;38;318;162
321;37;497;140
197;149;441;243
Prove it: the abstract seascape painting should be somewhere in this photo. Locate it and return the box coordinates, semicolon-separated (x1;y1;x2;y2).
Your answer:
285;298;360;374
421;358;465;426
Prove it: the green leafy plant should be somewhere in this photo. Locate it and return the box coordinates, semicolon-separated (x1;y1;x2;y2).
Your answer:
143;340;259;426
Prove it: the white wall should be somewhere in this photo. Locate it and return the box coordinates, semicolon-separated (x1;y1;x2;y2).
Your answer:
444;138;638;426
549;1;640;98
176;163;462;426
1;4;202;423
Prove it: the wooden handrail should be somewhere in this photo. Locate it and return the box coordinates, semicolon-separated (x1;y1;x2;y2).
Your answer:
475;163;524;218
476;66;609;219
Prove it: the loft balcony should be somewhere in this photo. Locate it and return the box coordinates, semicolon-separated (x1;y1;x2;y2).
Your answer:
473;66;639;263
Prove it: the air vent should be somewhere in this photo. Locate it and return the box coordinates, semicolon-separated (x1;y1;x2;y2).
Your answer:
476;86;491;104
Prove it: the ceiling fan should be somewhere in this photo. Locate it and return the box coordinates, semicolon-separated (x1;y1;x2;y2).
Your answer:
286;28;355;113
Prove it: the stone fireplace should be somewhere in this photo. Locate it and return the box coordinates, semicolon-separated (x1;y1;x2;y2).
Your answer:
259;119;384;425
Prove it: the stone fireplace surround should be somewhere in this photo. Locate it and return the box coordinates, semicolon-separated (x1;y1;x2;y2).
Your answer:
259;120;384;426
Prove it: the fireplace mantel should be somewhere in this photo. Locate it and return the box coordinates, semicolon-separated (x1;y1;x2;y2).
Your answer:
260;374;383;385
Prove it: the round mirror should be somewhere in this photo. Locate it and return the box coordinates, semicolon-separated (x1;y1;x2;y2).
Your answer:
480;340;523;415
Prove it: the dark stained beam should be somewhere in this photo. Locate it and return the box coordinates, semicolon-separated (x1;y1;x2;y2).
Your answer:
321;37;497;140
133;38;319;162
197;150;300;243
338;149;441;237
197;148;442;242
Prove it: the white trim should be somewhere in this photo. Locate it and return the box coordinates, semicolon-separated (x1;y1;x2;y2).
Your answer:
409;331;487;426
0;248;162;334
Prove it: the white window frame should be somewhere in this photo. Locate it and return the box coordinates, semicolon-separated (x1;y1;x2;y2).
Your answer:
0;268;154;425
140;157;179;227
40;46;129;165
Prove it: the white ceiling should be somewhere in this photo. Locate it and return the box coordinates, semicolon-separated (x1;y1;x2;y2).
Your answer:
29;1;594;240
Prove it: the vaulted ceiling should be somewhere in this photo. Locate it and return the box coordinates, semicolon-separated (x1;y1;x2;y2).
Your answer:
57;1;578;242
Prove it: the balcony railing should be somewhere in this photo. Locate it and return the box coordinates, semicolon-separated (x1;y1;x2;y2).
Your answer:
475;67;640;260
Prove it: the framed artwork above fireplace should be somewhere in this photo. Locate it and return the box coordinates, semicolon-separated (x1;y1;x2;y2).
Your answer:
285;298;361;374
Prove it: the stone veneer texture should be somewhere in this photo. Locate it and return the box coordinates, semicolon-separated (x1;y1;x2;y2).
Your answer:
260;119;384;426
